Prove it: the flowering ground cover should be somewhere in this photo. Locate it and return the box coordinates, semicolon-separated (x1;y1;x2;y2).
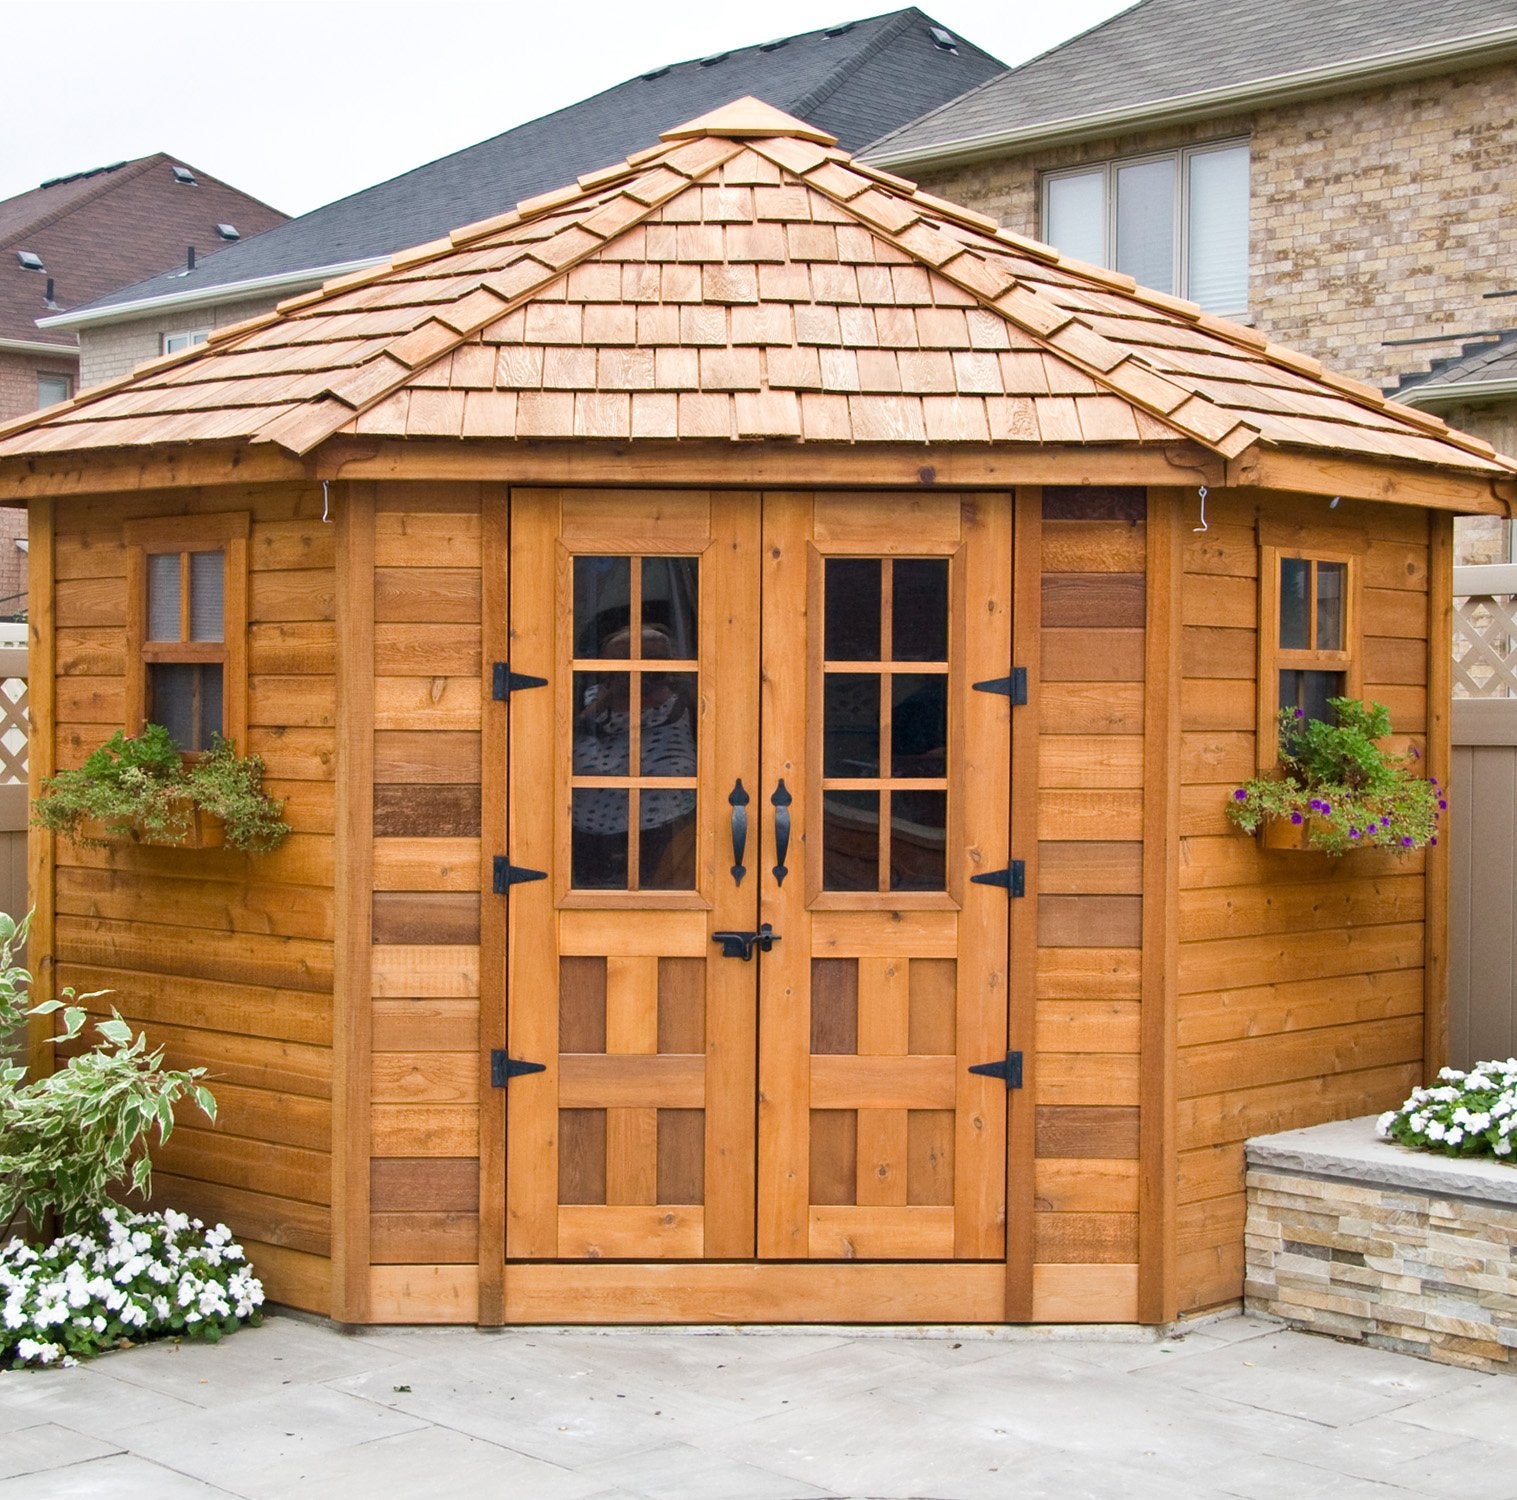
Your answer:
1378;1058;1517;1161
1;1207;263;1368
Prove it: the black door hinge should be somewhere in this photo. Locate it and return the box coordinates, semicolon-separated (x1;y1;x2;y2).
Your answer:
968;1051;1023;1090
492;663;548;700
493;857;546;893
971;859;1025;896
972;667;1027;705
490;1050;546;1088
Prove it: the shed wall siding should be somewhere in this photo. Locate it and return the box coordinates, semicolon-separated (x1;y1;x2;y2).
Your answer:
1174;489;1429;1313
366;484;486;1282
1032;487;1146;1321
48;482;336;1315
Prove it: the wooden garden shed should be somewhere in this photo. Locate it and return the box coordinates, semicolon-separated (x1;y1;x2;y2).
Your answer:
2;100;1513;1329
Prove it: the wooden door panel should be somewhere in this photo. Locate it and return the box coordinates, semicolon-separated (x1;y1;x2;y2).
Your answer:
758;490;1012;1263
506;489;758;1262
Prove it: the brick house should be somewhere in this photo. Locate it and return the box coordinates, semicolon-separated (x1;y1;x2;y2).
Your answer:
0;155;285;605
48;10;1003;394
863;0;1517;559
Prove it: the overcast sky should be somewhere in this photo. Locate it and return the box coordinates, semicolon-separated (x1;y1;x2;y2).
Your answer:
2;0;1133;216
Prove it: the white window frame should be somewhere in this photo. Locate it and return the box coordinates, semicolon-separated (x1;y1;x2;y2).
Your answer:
162;328;210;355
1041;139;1249;316
35;372;72;408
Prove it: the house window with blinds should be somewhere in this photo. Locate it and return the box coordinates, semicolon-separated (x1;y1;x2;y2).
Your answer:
1257;542;1363;766
123;513;249;753
1042;141;1249;315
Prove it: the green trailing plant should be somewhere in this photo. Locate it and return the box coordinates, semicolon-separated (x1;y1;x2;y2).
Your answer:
0;910;217;1239
1226;697;1444;856
32;724;289;852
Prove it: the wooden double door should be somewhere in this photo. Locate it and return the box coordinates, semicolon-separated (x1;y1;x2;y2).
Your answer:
503;488;1013;1309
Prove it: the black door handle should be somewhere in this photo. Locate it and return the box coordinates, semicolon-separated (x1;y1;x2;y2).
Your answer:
771;779;792;885
728;778;749;885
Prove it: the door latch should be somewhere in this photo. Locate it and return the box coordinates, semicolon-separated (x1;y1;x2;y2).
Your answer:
711;923;780;961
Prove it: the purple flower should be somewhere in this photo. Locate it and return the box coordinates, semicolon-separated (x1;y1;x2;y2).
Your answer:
1410;745;1421;759
1318;801;1332;816
1349;827;1360;839
1431;837;1438;846
1290;812;1304;825
1401;836;1414;848
1293;708;1304;719
1233;788;1247;801
1438;800;1447;811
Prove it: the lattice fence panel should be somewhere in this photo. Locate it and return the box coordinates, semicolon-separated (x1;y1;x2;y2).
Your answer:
1454;592;1517;699
0;674;26;784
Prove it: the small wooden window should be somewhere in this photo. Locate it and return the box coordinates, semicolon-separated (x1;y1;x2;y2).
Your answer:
123;513;249;752
1257;542;1362;765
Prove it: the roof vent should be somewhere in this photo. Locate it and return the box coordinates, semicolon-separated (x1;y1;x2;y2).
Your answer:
823;23;855;36
928;25;959;52
16;251;43;271
171;165;197;185
758;38;788;51
641;65;669;80
216;223;240;240
699;52;729;67
43;277;59;309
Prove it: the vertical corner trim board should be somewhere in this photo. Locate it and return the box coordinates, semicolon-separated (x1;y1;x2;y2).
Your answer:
26;496;56;1080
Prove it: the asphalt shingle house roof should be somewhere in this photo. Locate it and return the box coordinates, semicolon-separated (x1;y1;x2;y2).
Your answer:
2;96;1510;501
64;9;1002;322
1392;329;1517;406
866;0;1517;165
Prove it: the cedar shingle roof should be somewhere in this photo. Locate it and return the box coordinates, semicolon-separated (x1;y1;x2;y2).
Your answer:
1;98;1511;482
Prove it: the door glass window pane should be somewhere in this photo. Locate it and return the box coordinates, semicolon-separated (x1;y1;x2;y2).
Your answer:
1115;157;1175;293
823;790;878;891
572;789;629;889
1045;170;1106;266
890;790;946;892
189;551;224;642
639;790;696;890
1279;557;1310;650
1187;145;1249;313
147;554;181;641
824;559;881;661
573;672;630;775
641;557;698;660
574;556;631;657
824;674;880;777
639;673;698;776
1279;669;1344;724
891;675;947;777
891;558;948;662
1316;562;1345;651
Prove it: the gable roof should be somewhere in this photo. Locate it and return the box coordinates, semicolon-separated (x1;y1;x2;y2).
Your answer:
866;0;1517;169
50;9;1002;330
1392;329;1517;409
2;96;1510;499
0;154;286;351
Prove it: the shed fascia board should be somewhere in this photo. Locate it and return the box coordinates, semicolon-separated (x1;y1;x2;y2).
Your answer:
1396;377;1517;409
36;257;388;331
864;26;1517;170
0;336;77;357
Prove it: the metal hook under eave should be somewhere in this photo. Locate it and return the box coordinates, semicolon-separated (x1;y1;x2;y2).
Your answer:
321;480;331;524
1193;485;1209;533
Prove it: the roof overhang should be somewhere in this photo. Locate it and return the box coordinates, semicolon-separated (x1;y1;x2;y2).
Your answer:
0;336;77;358
865;26;1517;171
1396;377;1517;410
37;257;387;333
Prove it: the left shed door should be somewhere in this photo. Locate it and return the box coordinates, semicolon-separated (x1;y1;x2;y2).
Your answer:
504;489;761;1260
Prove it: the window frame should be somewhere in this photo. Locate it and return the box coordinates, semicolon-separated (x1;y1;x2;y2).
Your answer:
1041;138;1250;315
1256;537;1364;770
161;329;209;355
36;372;72;409
122;512;249;752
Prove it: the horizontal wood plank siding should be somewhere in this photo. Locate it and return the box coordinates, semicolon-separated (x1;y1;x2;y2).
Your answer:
1175;490;1429;1314
367;484;487;1283
49;484;336;1312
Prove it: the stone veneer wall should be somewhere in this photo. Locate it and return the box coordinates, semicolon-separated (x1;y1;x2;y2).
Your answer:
1246;1117;1517;1374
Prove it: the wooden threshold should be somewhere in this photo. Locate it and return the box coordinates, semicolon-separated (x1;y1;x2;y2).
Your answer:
369;1262;1008;1325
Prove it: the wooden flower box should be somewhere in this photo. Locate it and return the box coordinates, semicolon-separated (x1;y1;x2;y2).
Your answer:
81;802;227;850
1257;816;1321;851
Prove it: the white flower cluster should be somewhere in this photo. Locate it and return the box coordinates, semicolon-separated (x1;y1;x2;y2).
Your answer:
1377;1058;1517;1162
2;1207;263;1368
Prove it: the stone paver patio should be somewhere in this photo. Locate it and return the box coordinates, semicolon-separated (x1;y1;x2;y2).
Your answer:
3;1312;1515;1498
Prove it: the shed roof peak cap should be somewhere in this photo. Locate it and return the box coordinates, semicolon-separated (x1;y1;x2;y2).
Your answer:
659;96;838;145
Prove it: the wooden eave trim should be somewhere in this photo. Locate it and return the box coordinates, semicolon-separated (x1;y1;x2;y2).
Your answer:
0;444;306;501
1227;447;1514;515
311;436;1227;489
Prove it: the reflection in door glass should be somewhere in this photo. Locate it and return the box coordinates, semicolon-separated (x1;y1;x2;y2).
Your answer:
572;788;629;888
641;557;699;659
891;675;947;778
574;556;631;656
823;790;879;891
824;674;880;777
824;559;882;660
890;790;946;891
891;558;948;662
573;671;631;775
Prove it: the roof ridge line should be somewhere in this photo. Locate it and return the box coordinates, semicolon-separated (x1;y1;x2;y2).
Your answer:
253;141;747;455
0;154;160;251
792;8;917;120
